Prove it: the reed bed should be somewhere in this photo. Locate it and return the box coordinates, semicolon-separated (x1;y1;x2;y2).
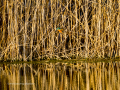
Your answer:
0;0;120;61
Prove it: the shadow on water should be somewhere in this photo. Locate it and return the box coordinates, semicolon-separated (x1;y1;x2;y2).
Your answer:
0;60;120;90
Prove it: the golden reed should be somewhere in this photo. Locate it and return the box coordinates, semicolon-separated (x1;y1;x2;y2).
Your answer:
0;0;120;61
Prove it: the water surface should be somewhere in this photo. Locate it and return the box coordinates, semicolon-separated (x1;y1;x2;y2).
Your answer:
0;60;120;90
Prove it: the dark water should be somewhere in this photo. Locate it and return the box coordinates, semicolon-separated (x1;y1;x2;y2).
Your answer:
0;60;120;90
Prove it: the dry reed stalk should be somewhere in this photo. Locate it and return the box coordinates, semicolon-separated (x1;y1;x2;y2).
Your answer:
42;0;45;58
91;0;96;57
85;0;88;58
37;0;42;59
2;0;7;60
97;0;101;57
46;0;49;59
31;5;36;60
70;0;72;57
14;0;19;60
6;1;10;59
101;0;104;57
75;0;78;57
23;0;26;61
78;0;82;57
118;0;120;57
107;0;111;57
50;0;53;58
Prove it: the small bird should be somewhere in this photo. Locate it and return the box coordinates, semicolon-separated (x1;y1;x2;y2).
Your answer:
56;27;63;33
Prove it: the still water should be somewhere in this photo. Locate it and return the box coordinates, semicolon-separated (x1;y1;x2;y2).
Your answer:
0;60;120;90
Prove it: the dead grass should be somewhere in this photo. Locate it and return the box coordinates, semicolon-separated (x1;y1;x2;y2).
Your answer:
0;0;120;61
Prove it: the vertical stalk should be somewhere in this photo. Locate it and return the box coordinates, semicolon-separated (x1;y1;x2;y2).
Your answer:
101;0;104;57
110;0;114;57
30;0;33;60
79;0;82;57
46;0;49;58
85;0;88;58
107;0;110;57
14;0;19;60
51;0;53;58
31;7;36;60
118;0;120;57
97;0;101;57
2;0;7;60
7;1;10;59
36;0;40;59
70;0;72;56
20;0;23;60
75;0;78;57
23;0;27;61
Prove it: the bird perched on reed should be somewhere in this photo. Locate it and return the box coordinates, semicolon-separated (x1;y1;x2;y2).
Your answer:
56;27;63;33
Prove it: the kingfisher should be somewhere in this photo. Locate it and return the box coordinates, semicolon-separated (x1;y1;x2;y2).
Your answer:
56;27;63;33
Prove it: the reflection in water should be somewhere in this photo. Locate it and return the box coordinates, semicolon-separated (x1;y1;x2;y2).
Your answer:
0;61;120;90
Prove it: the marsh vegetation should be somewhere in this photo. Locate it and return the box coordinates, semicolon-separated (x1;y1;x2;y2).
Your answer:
0;0;120;61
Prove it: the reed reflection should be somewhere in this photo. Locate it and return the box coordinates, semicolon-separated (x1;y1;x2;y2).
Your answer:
0;61;120;90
